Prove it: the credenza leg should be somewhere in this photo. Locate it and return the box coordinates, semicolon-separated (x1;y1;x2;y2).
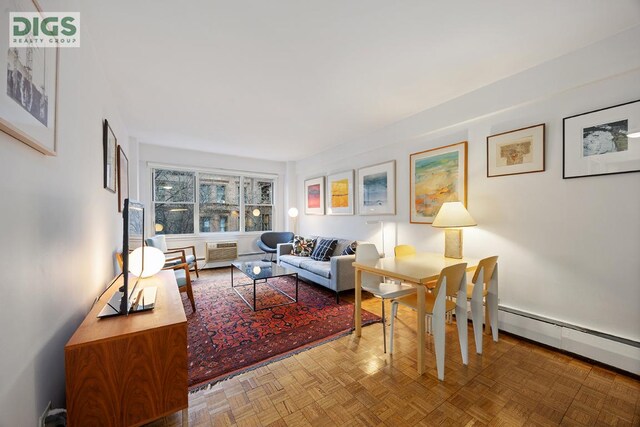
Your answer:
182;408;189;426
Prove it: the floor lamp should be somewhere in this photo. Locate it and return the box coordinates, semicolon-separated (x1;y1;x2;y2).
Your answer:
288;207;299;235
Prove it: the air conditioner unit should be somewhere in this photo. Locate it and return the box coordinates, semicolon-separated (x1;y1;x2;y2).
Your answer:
205;241;238;263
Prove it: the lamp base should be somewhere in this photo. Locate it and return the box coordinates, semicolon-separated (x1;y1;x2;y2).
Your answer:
444;229;463;259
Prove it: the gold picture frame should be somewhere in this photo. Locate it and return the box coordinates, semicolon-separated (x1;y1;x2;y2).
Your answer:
410;141;467;224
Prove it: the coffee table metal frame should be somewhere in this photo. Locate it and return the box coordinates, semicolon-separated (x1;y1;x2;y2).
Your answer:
231;261;299;311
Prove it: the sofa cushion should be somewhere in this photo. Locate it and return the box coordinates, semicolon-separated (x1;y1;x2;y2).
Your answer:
332;238;355;257
292;236;316;257
279;255;306;268
341;241;358;255
311;239;338;261
299;259;332;279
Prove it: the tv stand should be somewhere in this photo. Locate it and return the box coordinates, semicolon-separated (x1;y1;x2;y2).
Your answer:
65;271;188;426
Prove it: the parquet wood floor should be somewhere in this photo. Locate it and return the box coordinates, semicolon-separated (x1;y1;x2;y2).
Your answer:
147;268;640;426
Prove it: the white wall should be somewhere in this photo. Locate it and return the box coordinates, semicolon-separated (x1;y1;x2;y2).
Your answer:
295;27;640;344
136;143;288;258
0;12;129;427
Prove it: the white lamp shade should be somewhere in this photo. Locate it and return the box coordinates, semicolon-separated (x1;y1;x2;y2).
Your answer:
432;202;477;228
288;207;299;218
128;247;165;278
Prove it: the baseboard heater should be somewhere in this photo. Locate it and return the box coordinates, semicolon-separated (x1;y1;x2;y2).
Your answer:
498;305;640;375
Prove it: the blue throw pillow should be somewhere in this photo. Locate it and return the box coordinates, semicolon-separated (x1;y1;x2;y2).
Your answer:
310;239;338;261
341;241;358;255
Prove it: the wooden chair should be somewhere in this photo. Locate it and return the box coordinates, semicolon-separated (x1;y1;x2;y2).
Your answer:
356;244;416;353
389;262;469;381
467;256;499;354
116;251;196;313
146;235;200;278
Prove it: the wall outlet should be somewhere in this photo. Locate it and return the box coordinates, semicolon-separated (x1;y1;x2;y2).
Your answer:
38;401;52;427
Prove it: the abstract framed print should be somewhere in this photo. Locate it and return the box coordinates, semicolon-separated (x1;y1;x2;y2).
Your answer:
563;99;640;179
304;176;325;215
487;124;545;177
326;170;354;215
357;160;396;215
410;141;467;224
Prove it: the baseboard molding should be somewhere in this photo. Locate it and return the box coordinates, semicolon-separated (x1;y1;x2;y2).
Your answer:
498;306;640;375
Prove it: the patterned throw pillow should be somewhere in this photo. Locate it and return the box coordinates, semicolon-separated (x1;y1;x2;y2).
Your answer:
310;239;338;261
292;236;315;257
341;241;358;255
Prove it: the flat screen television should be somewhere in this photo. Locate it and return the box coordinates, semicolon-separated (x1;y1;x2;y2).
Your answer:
98;198;145;318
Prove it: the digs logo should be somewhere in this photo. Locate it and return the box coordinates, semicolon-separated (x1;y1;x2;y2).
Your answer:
10;12;80;47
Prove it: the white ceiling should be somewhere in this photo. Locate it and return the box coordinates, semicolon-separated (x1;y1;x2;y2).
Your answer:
77;0;640;161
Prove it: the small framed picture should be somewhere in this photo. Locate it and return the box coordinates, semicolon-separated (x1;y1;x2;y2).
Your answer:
304;176;325;215
103;119;117;192
563;99;640;179
410;141;467;224
487;124;545;177
357;161;396;215
117;146;128;212
326;170;354;215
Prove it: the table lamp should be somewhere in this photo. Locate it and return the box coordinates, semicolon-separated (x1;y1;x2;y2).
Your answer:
129;247;165;278
432;201;476;259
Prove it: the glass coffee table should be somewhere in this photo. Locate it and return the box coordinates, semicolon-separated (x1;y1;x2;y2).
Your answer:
231;261;298;311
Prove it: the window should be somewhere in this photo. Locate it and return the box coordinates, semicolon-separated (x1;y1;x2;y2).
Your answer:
152;168;275;235
153;169;195;234
199;174;240;233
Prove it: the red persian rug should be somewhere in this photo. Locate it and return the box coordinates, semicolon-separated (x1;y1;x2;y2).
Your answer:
183;272;380;390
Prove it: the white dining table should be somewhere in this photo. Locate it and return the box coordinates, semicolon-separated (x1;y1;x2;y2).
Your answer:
353;252;480;375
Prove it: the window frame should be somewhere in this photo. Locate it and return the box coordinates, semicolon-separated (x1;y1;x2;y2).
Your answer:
150;163;278;237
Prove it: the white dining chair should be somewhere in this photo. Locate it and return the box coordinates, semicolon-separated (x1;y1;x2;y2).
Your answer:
356;243;416;353
467;256;499;354
389;262;469;381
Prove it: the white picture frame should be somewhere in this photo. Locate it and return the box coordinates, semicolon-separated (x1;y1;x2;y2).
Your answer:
326;170;354;215
304;176;325;215
357;160;396;215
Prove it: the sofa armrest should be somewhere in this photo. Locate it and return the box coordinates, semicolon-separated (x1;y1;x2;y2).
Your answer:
276;243;293;262
330;254;356;292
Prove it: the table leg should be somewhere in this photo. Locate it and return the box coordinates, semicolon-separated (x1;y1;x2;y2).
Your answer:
253;278;257;311
182;408;189;426
230;266;233;287
416;285;426;375
355;268;362;336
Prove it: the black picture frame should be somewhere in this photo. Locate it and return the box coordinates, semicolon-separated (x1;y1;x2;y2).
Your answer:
117;145;129;212
103;119;117;192
563;99;640;179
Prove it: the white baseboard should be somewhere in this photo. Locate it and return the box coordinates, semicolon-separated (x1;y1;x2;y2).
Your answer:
498;306;640;375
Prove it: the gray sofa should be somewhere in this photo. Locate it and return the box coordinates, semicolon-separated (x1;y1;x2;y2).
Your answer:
277;237;356;303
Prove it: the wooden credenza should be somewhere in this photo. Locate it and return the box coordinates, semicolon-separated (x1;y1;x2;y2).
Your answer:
65;270;188;427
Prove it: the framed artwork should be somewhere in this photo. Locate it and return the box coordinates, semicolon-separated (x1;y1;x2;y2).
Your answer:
0;0;59;155
117;146;129;212
304;176;325;215
103;119;117;193
326;170;354;215
410;141;467;224
357;160;396;215
487;123;545;177
563;99;640;179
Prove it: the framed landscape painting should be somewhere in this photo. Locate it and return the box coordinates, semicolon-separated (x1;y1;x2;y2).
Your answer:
0;0;59;155
410;141;467;224
326;170;354;215
487;124;545;177
304;176;325;215
357;160;396;215
563;99;640;179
